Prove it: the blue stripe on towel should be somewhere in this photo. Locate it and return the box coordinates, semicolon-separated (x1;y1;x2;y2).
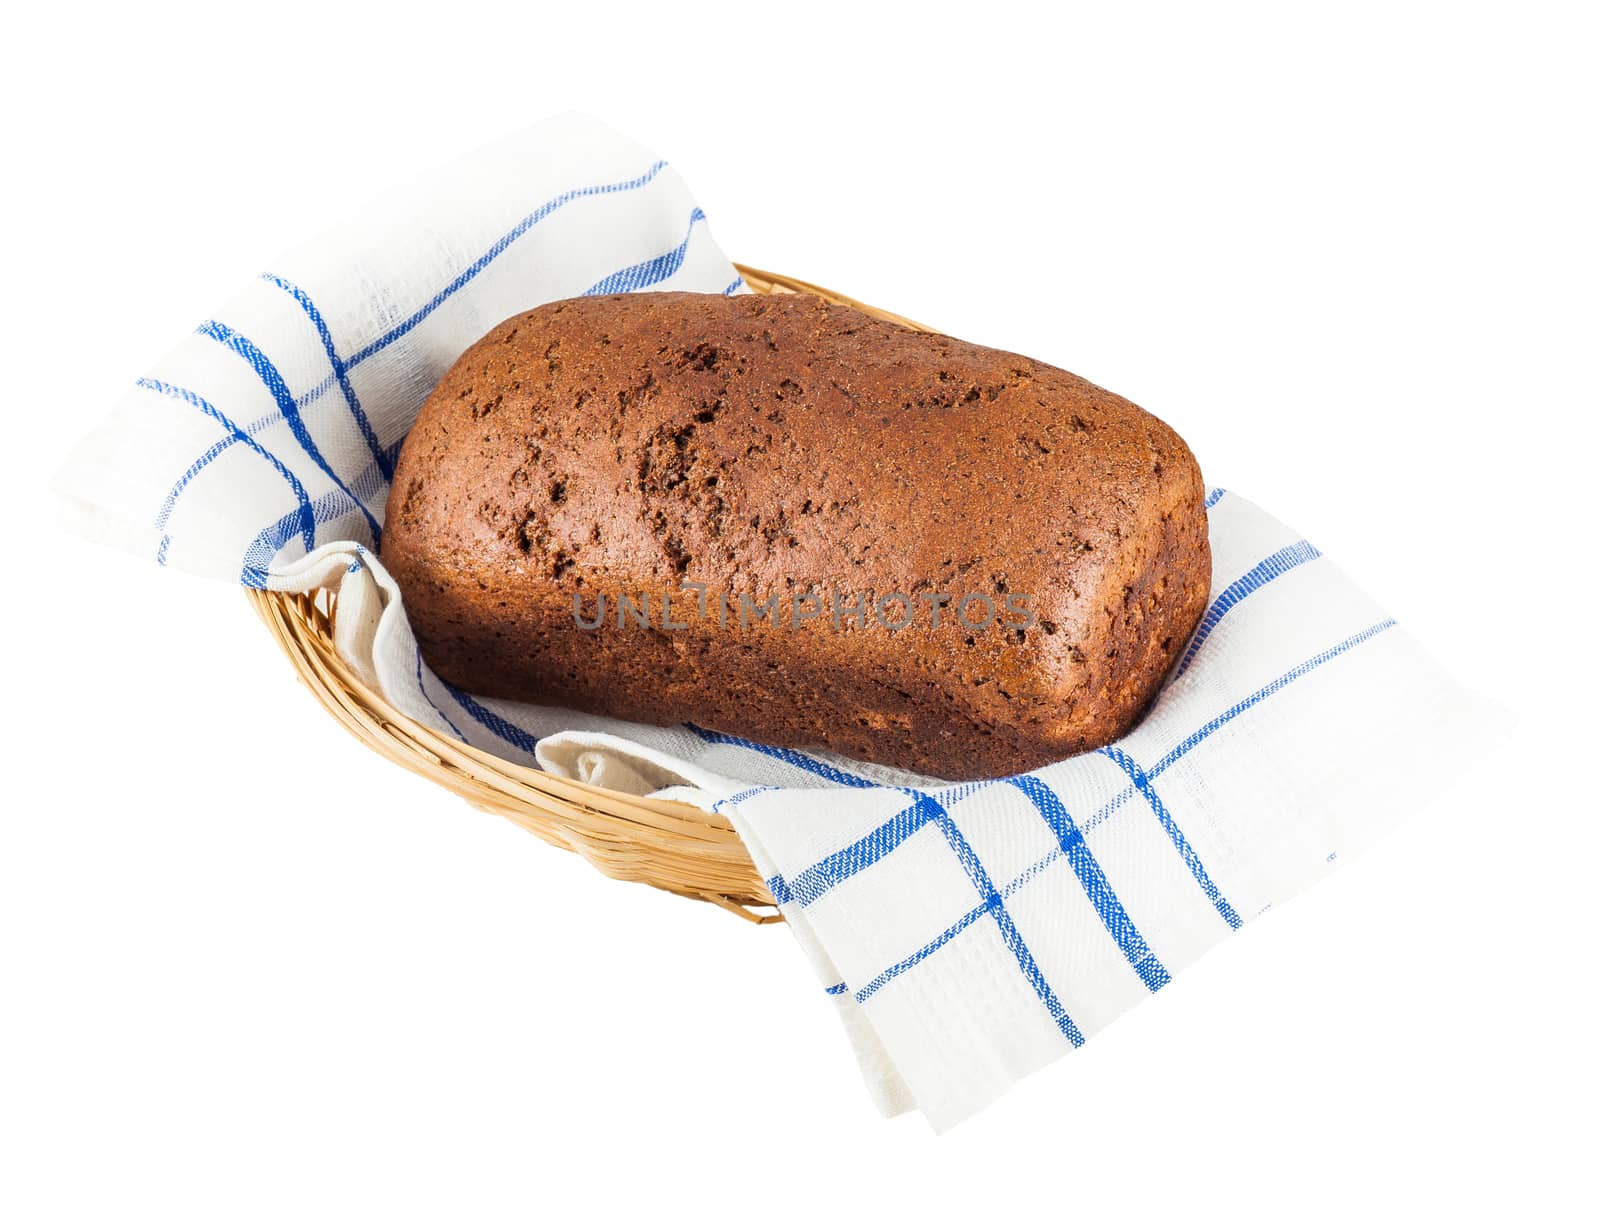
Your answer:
347;160;671;369
240;439;403;584
684;723;877;788
440;683;541;755
160;411;292;537
1151;618;1397;778
1175;539;1322;678
874;791;1085;1045
158;433;253;532
261;273;394;483
854;901;990;1003
414;649;467;742
1006;774;1170;991
715;786;775;815
1101;747;1241;929
138;377;317;561
771;800;933;906
583;208;705;295
199;319;381;540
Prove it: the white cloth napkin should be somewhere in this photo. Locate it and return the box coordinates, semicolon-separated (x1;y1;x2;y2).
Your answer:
56;113;1497;1131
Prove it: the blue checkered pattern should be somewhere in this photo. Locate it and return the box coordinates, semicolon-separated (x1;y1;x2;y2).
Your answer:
709;489;1487;1128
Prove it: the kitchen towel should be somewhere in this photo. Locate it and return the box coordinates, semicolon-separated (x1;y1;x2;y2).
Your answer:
56;112;1497;1130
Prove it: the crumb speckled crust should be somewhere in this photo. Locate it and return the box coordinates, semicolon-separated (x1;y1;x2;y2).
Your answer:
381;292;1210;780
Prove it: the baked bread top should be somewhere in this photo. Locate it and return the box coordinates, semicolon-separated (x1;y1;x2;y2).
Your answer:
382;291;1209;778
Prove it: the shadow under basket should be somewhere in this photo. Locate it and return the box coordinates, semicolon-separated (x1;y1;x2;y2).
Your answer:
247;265;934;924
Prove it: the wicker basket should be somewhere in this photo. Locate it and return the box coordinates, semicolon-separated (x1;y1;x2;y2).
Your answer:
248;265;934;923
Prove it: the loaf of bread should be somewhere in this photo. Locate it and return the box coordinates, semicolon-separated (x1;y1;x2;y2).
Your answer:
382;292;1209;779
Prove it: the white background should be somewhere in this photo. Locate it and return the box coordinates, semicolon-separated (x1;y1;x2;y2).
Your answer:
2;2;1595;1208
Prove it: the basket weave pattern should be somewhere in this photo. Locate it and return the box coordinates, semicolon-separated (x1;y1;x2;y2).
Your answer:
248;266;933;922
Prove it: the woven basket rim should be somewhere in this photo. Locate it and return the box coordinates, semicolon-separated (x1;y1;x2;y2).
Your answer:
250;264;934;922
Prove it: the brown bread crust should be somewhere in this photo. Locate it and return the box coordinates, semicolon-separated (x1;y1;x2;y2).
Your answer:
381;292;1209;780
